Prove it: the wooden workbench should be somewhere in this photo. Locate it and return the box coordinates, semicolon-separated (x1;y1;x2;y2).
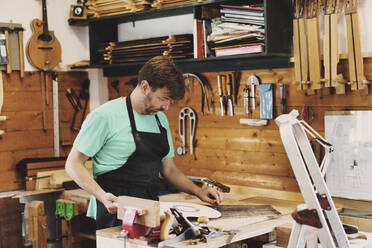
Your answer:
95;189;296;248
62;185;372;248
96;214;292;248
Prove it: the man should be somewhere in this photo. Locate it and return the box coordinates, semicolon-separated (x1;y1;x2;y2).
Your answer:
65;56;223;229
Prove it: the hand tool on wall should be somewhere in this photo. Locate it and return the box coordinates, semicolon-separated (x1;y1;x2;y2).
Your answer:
52;72;59;157
306;0;322;91
14;27;25;78
344;0;369;95
66;88;82;131
247;75;259;111
177;107;196;156
243;82;250;115
293;0;310;91
258;84;273;119
280;84;287;115
217;75;224;116
79;79;90;129
226;75;233;116
110;80;120;97
0;30;9;66
232;71;240;105
0;72;6;136
4;28;11;74
183;73;211;115
323;0;345;94
0;27;12;74
0;23;25;78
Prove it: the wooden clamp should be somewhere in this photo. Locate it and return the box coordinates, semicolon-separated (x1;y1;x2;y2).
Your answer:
306;0;322;91
323;0;346;94
293;0;310;90
117;196;160;228
344;0;369;95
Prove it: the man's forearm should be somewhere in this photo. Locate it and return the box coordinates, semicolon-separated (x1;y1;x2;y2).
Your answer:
161;161;201;196
65;149;106;202
66;163;105;200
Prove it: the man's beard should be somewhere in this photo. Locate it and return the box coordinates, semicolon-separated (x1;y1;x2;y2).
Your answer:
144;93;163;114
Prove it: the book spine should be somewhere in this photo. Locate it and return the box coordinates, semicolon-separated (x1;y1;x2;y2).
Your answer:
215;45;262;56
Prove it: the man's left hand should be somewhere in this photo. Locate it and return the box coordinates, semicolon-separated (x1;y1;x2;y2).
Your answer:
196;187;223;205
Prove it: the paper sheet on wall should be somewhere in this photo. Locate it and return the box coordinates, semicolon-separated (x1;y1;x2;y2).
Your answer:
325;111;372;201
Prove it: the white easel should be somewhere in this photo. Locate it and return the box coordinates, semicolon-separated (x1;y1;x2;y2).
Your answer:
275;110;350;248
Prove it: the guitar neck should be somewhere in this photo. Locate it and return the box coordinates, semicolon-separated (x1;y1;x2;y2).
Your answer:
42;0;50;37
188;176;231;193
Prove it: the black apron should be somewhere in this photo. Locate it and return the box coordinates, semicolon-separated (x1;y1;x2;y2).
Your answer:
95;94;170;229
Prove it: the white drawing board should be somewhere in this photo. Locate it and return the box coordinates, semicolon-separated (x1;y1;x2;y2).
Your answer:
325;111;372;201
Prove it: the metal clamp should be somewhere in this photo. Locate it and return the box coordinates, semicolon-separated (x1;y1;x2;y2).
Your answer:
177;107;196;155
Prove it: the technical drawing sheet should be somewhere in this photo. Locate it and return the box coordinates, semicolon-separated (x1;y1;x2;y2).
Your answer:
325;111;372;201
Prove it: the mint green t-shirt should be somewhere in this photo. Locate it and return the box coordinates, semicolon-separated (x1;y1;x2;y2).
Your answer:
73;97;175;219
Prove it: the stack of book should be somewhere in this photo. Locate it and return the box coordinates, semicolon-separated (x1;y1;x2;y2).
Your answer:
220;4;264;26
207;4;265;57
97;34;194;64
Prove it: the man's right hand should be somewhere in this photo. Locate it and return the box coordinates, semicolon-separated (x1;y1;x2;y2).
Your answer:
100;192;118;214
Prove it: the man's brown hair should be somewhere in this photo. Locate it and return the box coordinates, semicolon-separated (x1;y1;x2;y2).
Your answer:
138;56;185;100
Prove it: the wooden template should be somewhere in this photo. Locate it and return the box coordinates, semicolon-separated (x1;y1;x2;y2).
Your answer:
323;0;346;94
293;0;309;90
344;0;369;95
306;0;322;91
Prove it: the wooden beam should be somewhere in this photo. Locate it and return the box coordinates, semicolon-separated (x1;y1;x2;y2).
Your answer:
28;201;47;248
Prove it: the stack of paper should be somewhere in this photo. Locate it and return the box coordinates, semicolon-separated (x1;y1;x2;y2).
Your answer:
206;4;265;57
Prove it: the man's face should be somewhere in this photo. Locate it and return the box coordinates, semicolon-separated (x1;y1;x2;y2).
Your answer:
143;87;173;115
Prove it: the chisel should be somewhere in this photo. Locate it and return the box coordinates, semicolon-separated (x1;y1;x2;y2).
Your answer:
217;75;224;116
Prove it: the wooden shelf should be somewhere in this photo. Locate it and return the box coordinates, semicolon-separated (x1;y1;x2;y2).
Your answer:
70;0;292;76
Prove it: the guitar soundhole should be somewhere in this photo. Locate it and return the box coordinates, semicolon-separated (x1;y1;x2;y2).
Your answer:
38;33;53;42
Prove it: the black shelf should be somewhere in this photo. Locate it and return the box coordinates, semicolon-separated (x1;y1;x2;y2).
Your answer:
68;18;89;26
70;0;292;76
68;0;232;26
100;55;290;76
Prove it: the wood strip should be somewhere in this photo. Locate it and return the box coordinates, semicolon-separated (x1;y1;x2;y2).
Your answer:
293;19;302;84
345;12;368;94
299;18;309;88
324;13;345;94
307;17;322;90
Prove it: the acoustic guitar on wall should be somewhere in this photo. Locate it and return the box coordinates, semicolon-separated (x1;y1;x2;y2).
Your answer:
26;0;61;71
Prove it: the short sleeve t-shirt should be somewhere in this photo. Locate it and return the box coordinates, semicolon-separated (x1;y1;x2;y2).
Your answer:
73;97;175;219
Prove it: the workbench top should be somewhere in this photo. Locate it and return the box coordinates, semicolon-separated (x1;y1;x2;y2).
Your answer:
96;214;293;248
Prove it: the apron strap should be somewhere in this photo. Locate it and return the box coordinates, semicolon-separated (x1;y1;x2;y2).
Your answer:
126;94;137;135
126;93;164;134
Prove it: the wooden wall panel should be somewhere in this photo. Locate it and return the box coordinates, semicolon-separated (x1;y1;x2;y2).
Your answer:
108;57;372;193
0;71;89;192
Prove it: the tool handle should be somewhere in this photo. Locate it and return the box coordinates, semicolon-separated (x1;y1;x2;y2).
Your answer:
4;30;11;74
226;76;232;95
251;85;256;110
222;75;228;95
217;75;222;96
18;31;24;78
